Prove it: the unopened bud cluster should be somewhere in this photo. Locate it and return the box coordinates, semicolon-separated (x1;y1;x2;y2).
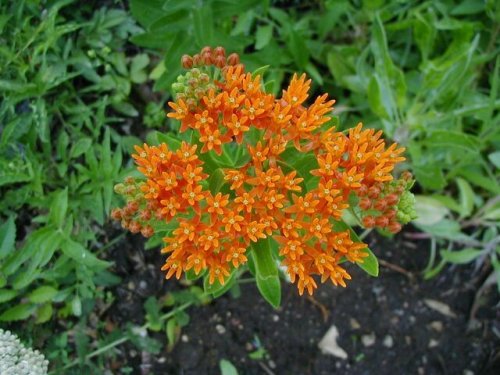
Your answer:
181;46;239;70
112;176;156;237
359;171;415;233
172;68;217;108
174;47;241;109
0;329;49;375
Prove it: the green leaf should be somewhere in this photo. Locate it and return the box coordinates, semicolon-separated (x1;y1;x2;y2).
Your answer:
166;317;179;349
456;178;475;218
368;74;393;120
130;0;166;28
207;168;226;195
144;297;162;331
220;359;239;375
287;29;309;69
0;303;35;322
255;25;273;50
458;169;500;195
48;188;68;228
488;151;500;168
193;5;213;45
451;0;485;15
130;54;150;83
35;303;53;324
71;295;82;317
441;248;482;264
60;238;111;269
413;196;450;226
203;268;236;296
251;238;281;308
70;138;92;159
413;164;446;190
231;10;255;36
426;130;480;153
0;216;16;259
0;289;18;303
416;219;471;241
28;286;58;304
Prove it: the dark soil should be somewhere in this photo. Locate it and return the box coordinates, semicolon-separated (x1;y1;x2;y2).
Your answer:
107;229;499;375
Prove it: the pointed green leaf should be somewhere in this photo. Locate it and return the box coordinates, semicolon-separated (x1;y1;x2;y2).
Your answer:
441;248;482;264
28;286;58;304
251;238;281;308
0;216;16;259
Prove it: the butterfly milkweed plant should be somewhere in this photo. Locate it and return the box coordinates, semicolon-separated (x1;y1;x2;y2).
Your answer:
112;47;416;307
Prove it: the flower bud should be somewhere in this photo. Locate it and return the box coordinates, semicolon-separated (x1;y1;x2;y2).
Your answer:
214;46;226;57
384;209;397;219
215;55;226;68
362;216;375;228
388;221;402;234
139;209;151;221
227;53;240;65
374;199;387;211
385;193;399;206
127;200;139;212
111;208;122;220
141;225;154;238
181;55;193;69
375;216;389;228
124;176;135;185
129;221;142;233
114;183;125;194
368;186;380;199
200;46;212;55
192;54;201;66
202;51;213;65
359;197;372;210
357;185;368;196
121;219;130;229
199;73;210;84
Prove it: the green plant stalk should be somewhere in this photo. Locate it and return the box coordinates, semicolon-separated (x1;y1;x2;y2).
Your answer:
52;302;193;373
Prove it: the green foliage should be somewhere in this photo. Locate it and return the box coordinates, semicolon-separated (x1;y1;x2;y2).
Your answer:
0;1;141;325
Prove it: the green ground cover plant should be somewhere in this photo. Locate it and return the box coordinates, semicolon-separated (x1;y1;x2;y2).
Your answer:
0;0;498;372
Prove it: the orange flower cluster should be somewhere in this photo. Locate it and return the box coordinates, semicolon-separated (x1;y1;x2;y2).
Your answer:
113;47;408;295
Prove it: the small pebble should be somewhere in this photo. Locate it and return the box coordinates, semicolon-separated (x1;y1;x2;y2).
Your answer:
215;324;226;334
418;367;425;375
127;281;135;290
268;360;276;369
272;314;280;322
383;335;394;348
139;280;147;290
349;318;361;330
361;333;376;347
463;370;474;375
157;357;166;364
428;339;439;348
181;334;189;343
429;321;443;332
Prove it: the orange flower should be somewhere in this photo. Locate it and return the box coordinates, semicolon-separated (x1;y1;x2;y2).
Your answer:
112;46;410;296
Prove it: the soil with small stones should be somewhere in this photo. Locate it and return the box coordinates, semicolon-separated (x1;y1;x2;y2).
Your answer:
106;228;499;375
